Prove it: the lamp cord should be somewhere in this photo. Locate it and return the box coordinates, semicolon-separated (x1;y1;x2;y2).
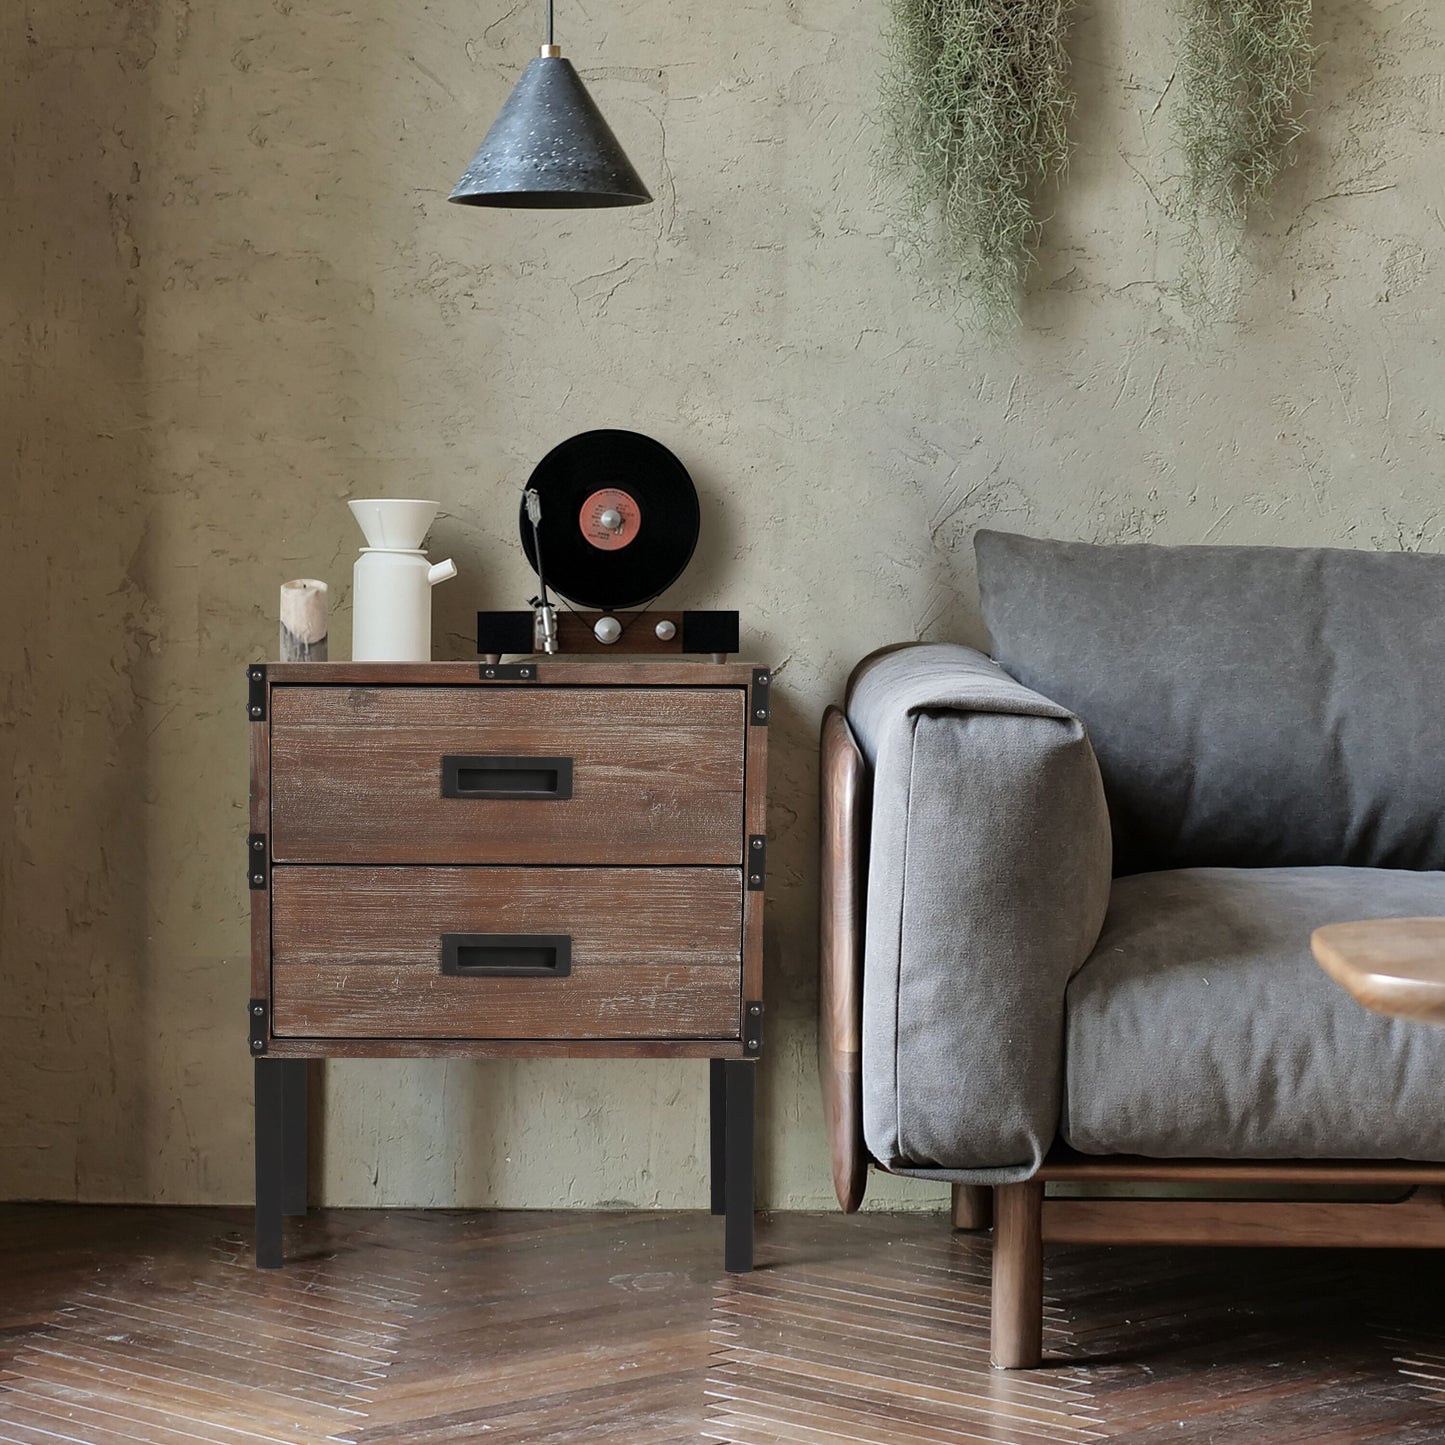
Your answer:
546;0;554;46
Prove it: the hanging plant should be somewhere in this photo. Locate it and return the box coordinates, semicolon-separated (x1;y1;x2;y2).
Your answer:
1176;0;1317;224
880;0;1075;324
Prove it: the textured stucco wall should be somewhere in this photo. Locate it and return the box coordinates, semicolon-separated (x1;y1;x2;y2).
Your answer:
3;0;1441;1209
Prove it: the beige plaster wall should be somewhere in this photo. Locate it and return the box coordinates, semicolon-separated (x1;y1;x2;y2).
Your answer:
3;0;1440;1209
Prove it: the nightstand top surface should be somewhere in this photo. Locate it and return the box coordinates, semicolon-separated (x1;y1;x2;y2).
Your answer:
260;659;766;687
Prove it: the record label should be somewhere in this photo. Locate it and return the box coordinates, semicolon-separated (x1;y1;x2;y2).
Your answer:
580;488;641;551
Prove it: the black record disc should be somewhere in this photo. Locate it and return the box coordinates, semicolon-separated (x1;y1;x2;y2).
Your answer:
519;429;700;610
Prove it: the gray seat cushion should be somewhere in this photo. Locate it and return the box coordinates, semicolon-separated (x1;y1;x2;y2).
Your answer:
975;529;1445;875
1066;867;1445;1160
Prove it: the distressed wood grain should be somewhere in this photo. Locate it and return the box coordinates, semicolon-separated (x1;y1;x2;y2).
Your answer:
269;685;746;866
271;865;743;1039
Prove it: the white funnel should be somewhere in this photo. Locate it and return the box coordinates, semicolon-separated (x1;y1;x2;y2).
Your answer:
348;498;439;551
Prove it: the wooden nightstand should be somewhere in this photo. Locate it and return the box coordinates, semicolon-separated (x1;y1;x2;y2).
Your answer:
246;659;769;1272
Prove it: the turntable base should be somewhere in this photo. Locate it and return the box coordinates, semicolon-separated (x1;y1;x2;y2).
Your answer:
477;607;740;662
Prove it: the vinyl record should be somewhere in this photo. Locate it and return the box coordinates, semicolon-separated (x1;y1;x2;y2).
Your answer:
519;430;700;609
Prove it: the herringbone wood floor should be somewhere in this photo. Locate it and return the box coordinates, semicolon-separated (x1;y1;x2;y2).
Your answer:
1;1206;1442;1443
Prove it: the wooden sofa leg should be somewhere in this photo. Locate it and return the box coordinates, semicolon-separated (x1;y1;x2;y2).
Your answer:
951;1183;993;1231
991;1181;1043;1369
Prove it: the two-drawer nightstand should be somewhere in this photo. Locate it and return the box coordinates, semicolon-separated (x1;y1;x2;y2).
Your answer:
245;659;768;1273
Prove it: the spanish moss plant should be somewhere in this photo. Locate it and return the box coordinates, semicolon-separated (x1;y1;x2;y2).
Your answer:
1176;0;1316;224
881;0;1075;324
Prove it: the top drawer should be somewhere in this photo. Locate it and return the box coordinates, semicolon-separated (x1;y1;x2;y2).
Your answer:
269;685;747;865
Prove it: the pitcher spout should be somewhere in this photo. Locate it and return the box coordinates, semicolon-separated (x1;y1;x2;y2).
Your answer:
428;559;458;586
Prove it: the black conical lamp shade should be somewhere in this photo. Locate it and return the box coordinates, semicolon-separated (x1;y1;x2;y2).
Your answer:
449;51;651;209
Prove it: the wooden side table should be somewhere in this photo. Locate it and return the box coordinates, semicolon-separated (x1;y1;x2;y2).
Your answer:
1311;918;1445;1026
246;659;769;1272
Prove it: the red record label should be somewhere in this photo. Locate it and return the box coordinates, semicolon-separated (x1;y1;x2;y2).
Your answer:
579;488;641;550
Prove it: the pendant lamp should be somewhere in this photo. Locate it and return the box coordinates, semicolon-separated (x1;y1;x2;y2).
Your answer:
448;0;652;209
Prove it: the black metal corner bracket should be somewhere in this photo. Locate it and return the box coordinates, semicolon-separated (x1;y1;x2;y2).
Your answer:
750;668;771;726
249;998;269;1054
247;663;267;721
247;834;268;890
742;1001;763;1057
746;835;766;891
478;662;541;682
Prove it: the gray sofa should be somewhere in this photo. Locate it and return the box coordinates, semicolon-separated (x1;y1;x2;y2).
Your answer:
820;530;1445;1368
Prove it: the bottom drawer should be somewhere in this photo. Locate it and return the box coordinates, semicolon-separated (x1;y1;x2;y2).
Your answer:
270;866;742;1039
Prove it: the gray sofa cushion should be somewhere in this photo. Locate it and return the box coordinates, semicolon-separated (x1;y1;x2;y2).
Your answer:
847;643;1112;1181
1066;867;1445;1160
974;529;1445;875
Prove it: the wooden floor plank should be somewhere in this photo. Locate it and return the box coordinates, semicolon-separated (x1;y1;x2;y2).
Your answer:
2;1207;1444;1444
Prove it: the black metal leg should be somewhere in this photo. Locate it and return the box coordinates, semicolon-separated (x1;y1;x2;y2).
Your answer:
282;1059;309;1217
709;1058;727;1216
255;1058;285;1269
723;1060;755;1273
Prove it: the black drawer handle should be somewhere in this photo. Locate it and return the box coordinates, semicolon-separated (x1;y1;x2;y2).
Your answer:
440;933;572;978
440;755;573;800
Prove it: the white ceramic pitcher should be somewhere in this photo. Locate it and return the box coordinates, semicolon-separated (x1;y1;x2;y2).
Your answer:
348;499;457;661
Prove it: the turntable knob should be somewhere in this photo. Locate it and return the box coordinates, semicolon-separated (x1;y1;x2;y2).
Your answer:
654;619;677;641
594;615;623;645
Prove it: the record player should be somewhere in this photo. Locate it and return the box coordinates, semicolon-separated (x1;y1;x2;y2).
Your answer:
477;429;740;662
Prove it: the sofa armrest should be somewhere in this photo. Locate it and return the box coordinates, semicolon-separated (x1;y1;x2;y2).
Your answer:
846;643;1112;1182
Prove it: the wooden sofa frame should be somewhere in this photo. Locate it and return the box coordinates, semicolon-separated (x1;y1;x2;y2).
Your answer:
820;706;1445;1369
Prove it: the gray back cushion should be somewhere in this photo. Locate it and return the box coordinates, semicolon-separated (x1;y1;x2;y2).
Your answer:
975;529;1445;874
